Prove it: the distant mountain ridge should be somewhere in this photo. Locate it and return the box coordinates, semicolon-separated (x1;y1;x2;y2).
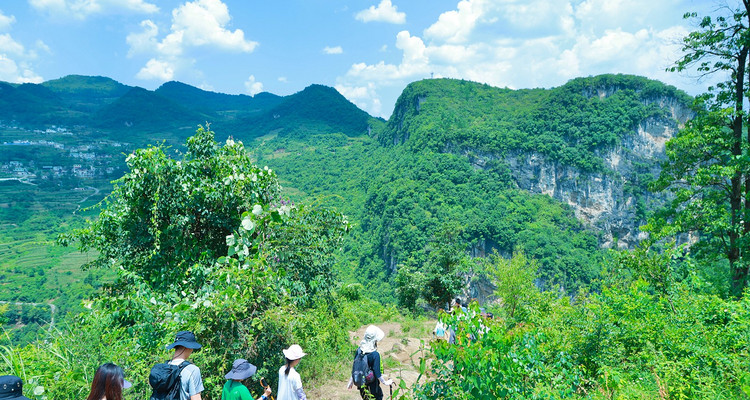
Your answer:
0;75;378;144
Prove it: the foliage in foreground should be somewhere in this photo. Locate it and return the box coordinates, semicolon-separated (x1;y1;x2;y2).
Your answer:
396;250;750;399
0;127;366;400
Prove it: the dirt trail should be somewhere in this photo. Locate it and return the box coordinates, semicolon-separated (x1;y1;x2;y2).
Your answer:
306;321;436;400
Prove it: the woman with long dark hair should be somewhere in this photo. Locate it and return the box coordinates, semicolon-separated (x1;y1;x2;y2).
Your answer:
86;363;132;400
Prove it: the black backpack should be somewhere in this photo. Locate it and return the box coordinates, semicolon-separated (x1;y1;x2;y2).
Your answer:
149;360;191;400
351;349;375;388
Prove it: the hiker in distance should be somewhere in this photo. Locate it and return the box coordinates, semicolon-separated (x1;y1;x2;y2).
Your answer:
149;330;204;400
0;375;31;400
347;325;394;400
86;363;132;400
221;359;272;400
277;344;308;400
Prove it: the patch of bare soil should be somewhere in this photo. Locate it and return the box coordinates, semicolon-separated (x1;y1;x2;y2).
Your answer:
305;320;437;400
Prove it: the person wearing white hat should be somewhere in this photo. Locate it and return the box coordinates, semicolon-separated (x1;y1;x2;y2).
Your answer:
277;344;308;400
346;325;394;400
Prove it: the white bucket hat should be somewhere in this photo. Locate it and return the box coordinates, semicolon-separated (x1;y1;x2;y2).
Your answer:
282;344;307;360
359;325;385;354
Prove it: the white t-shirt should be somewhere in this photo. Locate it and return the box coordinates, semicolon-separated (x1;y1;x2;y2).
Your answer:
277;366;305;400
170;358;204;400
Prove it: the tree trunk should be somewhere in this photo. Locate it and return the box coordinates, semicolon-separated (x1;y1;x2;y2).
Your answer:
730;46;748;298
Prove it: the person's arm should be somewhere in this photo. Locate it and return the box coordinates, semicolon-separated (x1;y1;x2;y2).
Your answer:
188;367;205;400
372;352;393;386
257;386;272;400
292;373;307;400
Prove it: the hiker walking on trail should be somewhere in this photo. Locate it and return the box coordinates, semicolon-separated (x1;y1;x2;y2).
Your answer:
149;330;204;400
277;344;308;400
347;325;394;400
86;363;132;400
222;359;272;400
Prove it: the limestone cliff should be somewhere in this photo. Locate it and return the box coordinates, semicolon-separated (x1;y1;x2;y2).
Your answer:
474;94;691;248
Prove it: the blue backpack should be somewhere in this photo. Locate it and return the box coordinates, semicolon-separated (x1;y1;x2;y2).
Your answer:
351;349;375;388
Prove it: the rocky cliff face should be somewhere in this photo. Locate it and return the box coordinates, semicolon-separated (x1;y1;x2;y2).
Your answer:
468;92;692;249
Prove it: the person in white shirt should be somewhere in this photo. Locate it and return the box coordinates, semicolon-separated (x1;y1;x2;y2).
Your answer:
277;345;307;400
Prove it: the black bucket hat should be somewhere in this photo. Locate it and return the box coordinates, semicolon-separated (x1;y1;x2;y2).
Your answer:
0;375;30;400
166;330;202;350
225;359;257;380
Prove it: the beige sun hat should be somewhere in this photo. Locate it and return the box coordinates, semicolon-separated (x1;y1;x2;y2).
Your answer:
359;325;385;354
282;344;307;360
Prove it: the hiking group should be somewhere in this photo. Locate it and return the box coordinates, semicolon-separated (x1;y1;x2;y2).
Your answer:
0;326;396;400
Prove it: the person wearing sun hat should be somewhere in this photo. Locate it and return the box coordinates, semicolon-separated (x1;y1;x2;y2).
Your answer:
277;344;308;400
221;359;272;400
0;375;30;400
166;330;204;400
346;325;394;400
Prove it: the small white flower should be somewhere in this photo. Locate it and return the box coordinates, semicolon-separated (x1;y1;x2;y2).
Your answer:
252;204;263;215
242;216;255;231
226;138;235;146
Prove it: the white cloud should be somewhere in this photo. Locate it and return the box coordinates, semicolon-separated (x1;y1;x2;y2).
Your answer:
335;0;714;118
0;34;25;56
278;76;288;83
355;0;406;24
0;55;43;83
29;0;158;20
0;11;15;31
335;82;382;116
136;58;174;80
424;0;487;44
0;11;45;84
323;46;343;54
167;0;257;52
128;0;258;82
126;20;159;56
244;75;263;95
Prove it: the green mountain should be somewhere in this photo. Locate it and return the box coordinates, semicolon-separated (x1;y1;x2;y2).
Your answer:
0;73;692;317
155;81;282;114
0;82;65;124
93;86;210;137
252;74;692;300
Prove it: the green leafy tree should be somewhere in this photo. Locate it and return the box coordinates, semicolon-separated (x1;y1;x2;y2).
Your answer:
485;250;538;320
60;126;280;294
421;226;467;310
650;3;750;297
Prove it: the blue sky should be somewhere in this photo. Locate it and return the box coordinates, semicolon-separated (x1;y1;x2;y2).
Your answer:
0;0;718;118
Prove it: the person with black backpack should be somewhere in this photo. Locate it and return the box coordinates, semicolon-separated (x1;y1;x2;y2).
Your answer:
149;330;204;400
346;325;393;400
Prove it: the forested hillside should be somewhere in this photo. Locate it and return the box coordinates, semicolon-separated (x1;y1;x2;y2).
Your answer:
3;2;750;398
0;72;693;324
252;74;691;303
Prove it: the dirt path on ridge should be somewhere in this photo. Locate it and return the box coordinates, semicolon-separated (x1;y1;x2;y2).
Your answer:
305;320;436;400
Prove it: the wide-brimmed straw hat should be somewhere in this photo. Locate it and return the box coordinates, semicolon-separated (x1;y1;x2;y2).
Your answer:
359;325;385;354
282;344;307;360
166;330;202;350
0;375;30;400
225;359;257;380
